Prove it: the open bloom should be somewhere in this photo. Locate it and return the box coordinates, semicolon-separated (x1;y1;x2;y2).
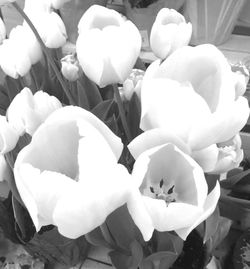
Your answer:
129;44;249;173
13;106;146;239
76;5;141;87
128;143;220;240
150;8;192;59
7;88;62;136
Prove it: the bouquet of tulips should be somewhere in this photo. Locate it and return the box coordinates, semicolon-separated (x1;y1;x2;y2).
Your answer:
0;0;249;268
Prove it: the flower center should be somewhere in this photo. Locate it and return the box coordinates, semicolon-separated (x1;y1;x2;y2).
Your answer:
149;179;177;206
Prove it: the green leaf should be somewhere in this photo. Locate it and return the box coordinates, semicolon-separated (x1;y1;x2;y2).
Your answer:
4;76;23;102
0;196;20;244
85;227;111;248
12;196;35;243
110;241;143;269
76;80;90;110
0;83;10;115
127;93;142;139
206;216;232;254
25;228;90;266
106;205;144;251
153;231;183;255
142;251;177;269
3;156;23;205
219;193;250;230
130;240;144;268
109;250;133;269
91;99;117;122
203;206;220;243
79;73;102;109
220;169;250;189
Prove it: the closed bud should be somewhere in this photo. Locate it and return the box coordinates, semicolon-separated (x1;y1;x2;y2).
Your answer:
61;54;80;81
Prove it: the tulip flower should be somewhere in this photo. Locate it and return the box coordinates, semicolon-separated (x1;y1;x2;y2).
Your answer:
150;8;192;59
0;116;19;154
13;106;150;239
7;88;62;136
128;143;220;240
129;44;250;173
76;5;142;87
0;25;42;78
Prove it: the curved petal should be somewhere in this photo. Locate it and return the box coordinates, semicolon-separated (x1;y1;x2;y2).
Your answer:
149;44;235;112
33;91;62;122
77;119;117;182
128;128;191;159
53;164;133;239
192;144;219;173
0;40;18;79
45;106;123;160
108;20;141;83
140;78;211;142
127;188;156;242
7;87;35;135
14;163;77;231
76;28;105;86
143;196;202;231
212;135;244;174
175;180;220;240
78;5;124;35
0;116;19;154
189;96;250;150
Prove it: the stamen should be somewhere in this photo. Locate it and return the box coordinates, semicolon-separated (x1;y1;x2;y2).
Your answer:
167;185;174;194
150;186;155;193
159;179;164;188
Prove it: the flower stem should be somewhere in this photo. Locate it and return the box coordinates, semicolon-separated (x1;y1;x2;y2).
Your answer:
11;2;75;105
113;84;132;143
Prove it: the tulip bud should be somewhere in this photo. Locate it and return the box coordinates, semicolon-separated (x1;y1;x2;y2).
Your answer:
76;5;141;88
121;69;145;101
150;8;192;59
61;53;80;81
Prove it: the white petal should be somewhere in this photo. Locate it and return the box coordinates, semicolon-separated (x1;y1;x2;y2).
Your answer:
0;116;19;154
192;144;219;173
140;79;211;143
14;163;77;231
143;196;203;232
45;106;123;160
53;164;133;238
128;128;191;160
175;181;220;240
189;96;250;150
